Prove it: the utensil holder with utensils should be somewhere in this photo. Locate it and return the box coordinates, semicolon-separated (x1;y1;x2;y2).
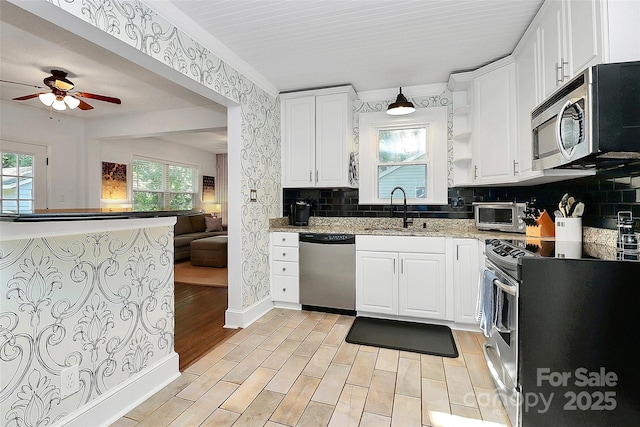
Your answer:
555;217;583;241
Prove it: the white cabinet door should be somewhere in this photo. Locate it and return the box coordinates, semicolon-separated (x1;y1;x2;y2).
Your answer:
282;96;315;187
316;93;351;187
398;253;446;319
516;32;540;177
453;239;480;324
473;61;518;184
564;0;602;77
538;0;564;99
356;251;397;315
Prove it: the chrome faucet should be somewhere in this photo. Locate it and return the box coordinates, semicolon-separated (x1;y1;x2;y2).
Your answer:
390;186;413;228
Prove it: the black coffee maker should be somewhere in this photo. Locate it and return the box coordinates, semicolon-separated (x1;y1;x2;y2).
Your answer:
289;200;311;226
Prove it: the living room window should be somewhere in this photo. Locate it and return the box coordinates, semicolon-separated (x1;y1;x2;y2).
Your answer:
132;157;198;211
1;151;34;214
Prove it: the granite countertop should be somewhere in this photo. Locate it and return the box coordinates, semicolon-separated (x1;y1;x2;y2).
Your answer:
270;217;541;240
269;216;622;260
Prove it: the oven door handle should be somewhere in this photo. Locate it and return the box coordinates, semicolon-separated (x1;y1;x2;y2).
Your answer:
492;278;518;297
483;343;519;405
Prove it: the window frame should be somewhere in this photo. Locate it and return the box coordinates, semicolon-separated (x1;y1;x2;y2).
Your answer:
359;107;449;205
131;156;199;211
1;151;35;214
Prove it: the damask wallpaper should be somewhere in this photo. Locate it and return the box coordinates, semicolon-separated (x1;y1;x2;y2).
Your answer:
0;224;174;425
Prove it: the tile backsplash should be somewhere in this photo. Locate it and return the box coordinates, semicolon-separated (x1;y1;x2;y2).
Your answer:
284;162;640;230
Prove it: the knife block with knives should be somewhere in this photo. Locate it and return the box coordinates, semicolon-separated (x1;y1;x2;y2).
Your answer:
525;210;556;238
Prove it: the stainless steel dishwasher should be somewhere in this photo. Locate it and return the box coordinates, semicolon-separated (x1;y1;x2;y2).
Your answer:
298;233;356;315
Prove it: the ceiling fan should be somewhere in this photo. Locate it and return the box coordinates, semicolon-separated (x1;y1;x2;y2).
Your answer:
1;69;121;111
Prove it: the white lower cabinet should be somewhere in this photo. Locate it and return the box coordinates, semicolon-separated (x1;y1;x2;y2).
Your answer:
356;236;446;320
270;232;299;304
452;238;481;324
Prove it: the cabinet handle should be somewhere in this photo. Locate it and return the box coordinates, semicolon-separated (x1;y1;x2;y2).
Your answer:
282;237;286;242
456;246;459;260
474;165;478;180
400;259;404;274
556;62;563;86
561;59;569;82
282;288;286;292
513;160;518;175
282;267;286;272
393;258;396;274
309;170;312;182
316;170;319;182
282;252;286;257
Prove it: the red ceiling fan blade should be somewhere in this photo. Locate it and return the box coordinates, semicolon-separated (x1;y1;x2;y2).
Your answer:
77;98;94;110
12;93;41;101
75;92;121;104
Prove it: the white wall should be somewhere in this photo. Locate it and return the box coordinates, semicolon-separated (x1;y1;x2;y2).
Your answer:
0;100;86;209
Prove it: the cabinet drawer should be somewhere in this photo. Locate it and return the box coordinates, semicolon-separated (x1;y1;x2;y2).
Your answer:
273;261;298;277
272;275;299;303
271;232;299;247
272;246;299;262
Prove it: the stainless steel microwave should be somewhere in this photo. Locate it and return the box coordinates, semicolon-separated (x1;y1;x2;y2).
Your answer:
531;61;640;170
473;202;526;233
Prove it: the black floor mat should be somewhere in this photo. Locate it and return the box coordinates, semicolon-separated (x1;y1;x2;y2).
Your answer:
345;317;458;358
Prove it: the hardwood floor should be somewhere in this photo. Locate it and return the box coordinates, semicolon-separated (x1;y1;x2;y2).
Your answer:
175;283;238;371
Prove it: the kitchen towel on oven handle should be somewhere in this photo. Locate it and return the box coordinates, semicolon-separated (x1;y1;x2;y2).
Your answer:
476;266;497;337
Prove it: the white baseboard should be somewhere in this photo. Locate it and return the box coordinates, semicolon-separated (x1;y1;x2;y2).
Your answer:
225;296;273;328
53;352;180;427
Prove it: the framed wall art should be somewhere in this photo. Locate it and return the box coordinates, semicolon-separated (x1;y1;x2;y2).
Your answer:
202;175;215;202
101;161;127;200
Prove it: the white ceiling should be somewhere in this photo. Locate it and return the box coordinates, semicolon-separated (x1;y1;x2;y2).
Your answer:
164;0;544;92
1;0;545;153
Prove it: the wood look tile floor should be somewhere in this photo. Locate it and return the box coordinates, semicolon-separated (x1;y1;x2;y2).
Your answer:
112;309;511;427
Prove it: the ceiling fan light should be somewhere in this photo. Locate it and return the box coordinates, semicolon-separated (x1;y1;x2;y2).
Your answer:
387;87;415;116
39;92;56;106
55;78;74;91
52;97;66;111
64;95;80;109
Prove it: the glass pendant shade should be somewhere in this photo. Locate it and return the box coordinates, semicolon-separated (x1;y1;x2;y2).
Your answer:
387;87;415;116
64;95;80;109
52;97;66;111
38;92;56;106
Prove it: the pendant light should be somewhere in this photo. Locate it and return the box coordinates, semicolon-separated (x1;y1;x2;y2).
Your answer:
387;87;415;116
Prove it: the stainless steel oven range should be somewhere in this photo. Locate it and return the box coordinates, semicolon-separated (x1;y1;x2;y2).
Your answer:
481;239;538;427
481;239;640;426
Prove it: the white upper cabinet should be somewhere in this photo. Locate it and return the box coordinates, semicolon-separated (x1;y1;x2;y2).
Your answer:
281;85;356;188
448;58;519;186
538;0;603;98
472;60;518;185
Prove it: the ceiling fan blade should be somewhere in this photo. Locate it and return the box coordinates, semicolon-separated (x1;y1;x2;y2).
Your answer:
77;98;94;110
12;93;41;101
75;92;121;104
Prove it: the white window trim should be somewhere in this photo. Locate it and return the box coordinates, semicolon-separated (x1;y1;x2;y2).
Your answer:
131;156;199;211
359;107;448;205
